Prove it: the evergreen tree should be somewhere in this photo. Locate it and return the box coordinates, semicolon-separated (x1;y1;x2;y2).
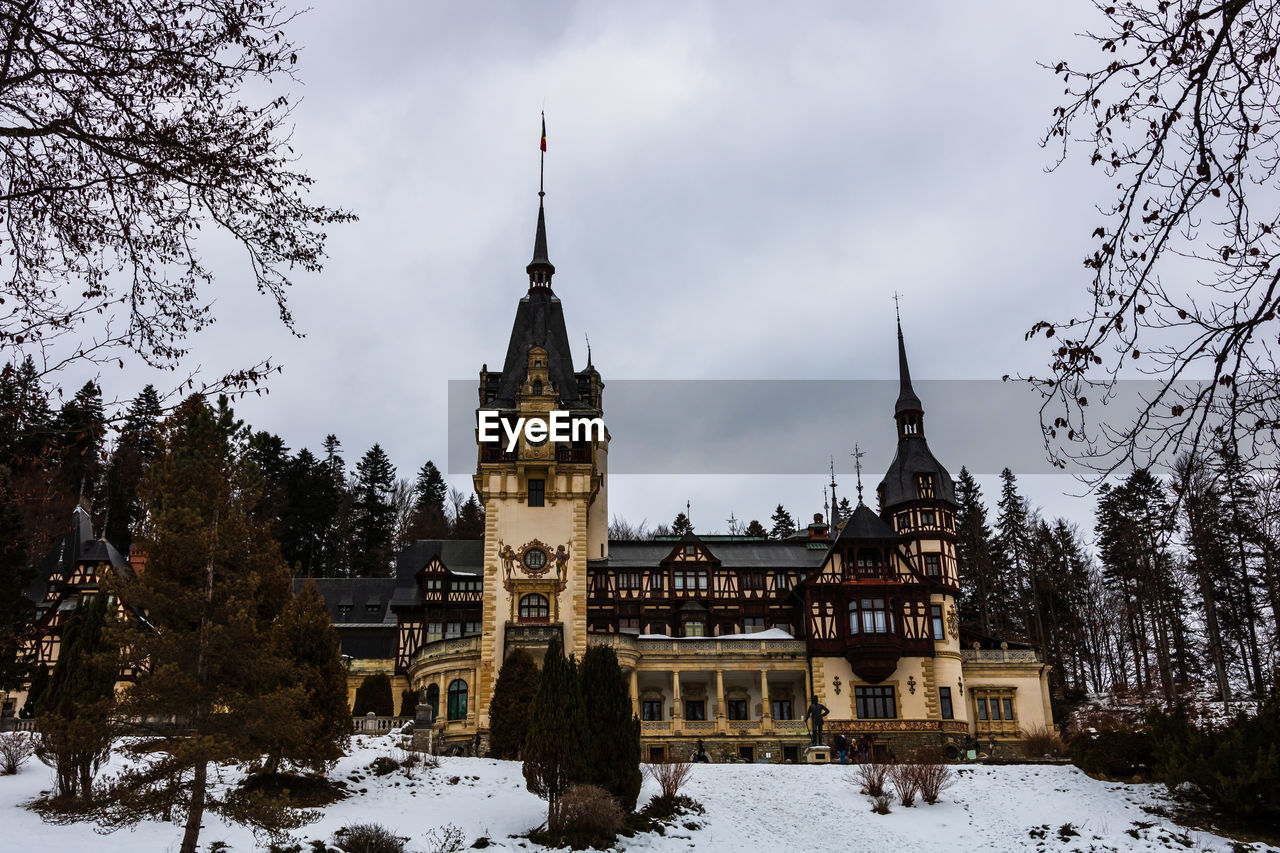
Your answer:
351;673;394;717
103;384;163;555
578;645;641;812
769;505;796;539
35;591;116;799
452;494;485;540
954;467;999;634
350;444;396;576
54;381;106;503
97;396;302;853
671;512;693;536
488;648;540;759
743;519;768;538
837;497;853;520
405;460;451;540
252;580;350;775
0;499;34;690
523;634;587;831
996;468;1035;642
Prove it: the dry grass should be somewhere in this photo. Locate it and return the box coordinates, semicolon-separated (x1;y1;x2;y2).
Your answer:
554;784;625;837
1020;725;1065;758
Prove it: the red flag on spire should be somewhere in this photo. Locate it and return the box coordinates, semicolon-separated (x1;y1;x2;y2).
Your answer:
540;114;547;152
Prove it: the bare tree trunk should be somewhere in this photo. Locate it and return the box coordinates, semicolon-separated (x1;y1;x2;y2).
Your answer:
180;760;207;853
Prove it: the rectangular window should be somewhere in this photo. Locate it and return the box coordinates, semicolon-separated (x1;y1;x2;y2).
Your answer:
742;571;766;590
648;571;663;591
727;699;749;720
924;554;941;577
896;513;910;531
464;621;481;635
648;747;666;763
684;700;706;721
528;478;545;507
618;572;641;590
426;621;442;641
366;603;381;613
642;700;663;721
673;569;707;591
774;573;792;590
976;698;988;720
647;623;666;635
683;621;705;637
931;604;944;639
684;544;698;557
444;622;461;639
743;617;765;633
771;699;793;720
855;685;896;719
425;578;442;590
1003;697;1015;720
852;598;891;634
939;687;954;720
920;510;936;527
619;617;640;634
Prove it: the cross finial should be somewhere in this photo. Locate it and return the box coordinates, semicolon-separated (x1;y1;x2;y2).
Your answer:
892;292;902;324
585;333;592;367
686;499;691;524
852;443;865;502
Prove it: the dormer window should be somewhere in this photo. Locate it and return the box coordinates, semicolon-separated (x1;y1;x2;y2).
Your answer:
917;474;935;499
684;544;697;557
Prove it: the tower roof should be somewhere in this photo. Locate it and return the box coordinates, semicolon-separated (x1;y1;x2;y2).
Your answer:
526;195;555;289
895;318;923;416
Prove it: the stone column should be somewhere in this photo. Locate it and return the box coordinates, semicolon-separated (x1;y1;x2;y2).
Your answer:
715;669;726;734
672;669;682;734
760;669;773;733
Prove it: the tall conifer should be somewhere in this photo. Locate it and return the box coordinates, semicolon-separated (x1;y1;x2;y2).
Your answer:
489;648;539;759
523;634;586;830
578;645;641;811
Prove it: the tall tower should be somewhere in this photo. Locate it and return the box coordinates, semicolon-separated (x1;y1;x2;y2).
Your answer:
876;317;963;714
472;187;609;729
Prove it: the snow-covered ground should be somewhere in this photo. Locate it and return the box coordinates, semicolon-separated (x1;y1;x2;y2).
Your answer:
1;735;1274;853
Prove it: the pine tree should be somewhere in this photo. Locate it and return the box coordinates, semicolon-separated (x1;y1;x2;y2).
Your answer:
251;580;350;775
488;648;540;759
97;396;302;853
769;505;796;539
35;591;116;799
837;497;853;520
996;468;1035;641
352;673;394;717
954;467;998;634
103;384;163;554
405;460;450;540
743;519;768;538
55;381;106;503
523;634;587;831
351;444;396;575
452;494;485;540
578;645;641;812
671;512;693;536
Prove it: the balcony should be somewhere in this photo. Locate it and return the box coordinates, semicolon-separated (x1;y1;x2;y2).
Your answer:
961;648;1041;663
411;635;480;668
505;622;564;659
555;445;592;463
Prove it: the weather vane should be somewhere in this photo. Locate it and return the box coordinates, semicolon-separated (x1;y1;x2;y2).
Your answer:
852;444;865;502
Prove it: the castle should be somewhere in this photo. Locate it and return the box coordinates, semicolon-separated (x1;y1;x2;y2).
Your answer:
9;185;1055;763
317;186;1055;761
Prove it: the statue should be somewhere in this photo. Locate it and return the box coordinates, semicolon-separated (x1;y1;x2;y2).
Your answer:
415;686;435;726
498;542;517;580
803;694;830;746
554;544;570;577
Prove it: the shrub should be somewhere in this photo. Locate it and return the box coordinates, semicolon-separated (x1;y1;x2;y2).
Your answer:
870;793;892;814
367;756;399;777
423;823;465;853
488;649;539;760
914;759;954;804
854;761;889;797
332;823;406;853
1069;728;1154;779
0;731;36;774
351;675;394;718
645;759;693;800
888;762;918;807
555;784;625;839
1020;725;1064;758
1148;696;1280;825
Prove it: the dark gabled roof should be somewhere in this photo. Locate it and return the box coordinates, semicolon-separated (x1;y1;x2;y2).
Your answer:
295;577;398;626
394;539;484;584
491;290;583;409
26;507;129;605
836;502;897;541
595;539;823;570
878;437;957;508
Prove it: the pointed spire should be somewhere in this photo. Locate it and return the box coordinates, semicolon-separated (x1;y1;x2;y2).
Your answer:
527;112;555;292
829;456;840;532
894;308;923;418
853;443;865;504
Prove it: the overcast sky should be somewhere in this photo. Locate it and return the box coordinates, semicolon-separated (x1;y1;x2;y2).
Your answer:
88;1;1128;538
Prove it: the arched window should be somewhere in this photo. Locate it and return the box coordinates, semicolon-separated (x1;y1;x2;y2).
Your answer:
424;683;439;720
519;593;549;621
447;679;468;721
